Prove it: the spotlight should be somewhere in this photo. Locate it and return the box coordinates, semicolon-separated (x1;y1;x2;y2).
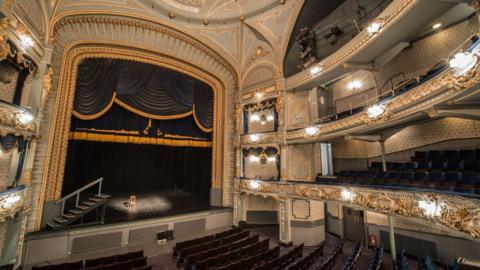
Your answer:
347;80;362;90
249;134;261;143
449;52;477;76
367;22;381;35
310;65;322;76
367;104;385;119
19;34;34;48
17;112;34;125
305;126;319;136
249;180;260;189
432;23;442;30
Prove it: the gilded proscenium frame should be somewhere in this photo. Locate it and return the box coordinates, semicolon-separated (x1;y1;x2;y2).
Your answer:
42;44;224;202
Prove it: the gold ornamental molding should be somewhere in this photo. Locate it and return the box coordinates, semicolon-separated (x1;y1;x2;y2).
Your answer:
49;14;238;86
41;44;225;208
0;102;35;136
0;187;26;224
286;0;415;89
236;179;480;239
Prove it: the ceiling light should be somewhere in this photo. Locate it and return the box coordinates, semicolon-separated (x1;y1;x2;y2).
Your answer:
255;92;264;99
367;22;381;35
17;112;34;125
19;34;34;48
347;80;362;90
249;134;261;143
249;180;260;189
341;188;354;202
449;52;477;76
367;104;385;119
266;115;274;122
250;113;260;122
305;126;319;136
432;23;442;30
310;65;322;76
249;155;260;162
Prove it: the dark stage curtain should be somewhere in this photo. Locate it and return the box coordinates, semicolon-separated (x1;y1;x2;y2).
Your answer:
63;140;212;197
74;58;213;131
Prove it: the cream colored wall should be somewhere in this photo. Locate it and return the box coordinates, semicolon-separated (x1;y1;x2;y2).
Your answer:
244;158;278;180
287;92;309;129
288;144;312;181
245;194;278;212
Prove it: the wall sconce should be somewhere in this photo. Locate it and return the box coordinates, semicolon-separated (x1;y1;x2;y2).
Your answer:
267;156;276;162
418;200;444;218
249;134;261;143
310;65;322;76
266;115;274;122
249;155;260;162
249;180;260;190
367;104;385;119
250;113;260;122
432;23;442;30
347;80;362;90
367;22;381;35
340;188;355;202
255;92;264;99
260;114;267;125
17;112;34;125
449;52;477;76
19;34;34;48
305;126;319;136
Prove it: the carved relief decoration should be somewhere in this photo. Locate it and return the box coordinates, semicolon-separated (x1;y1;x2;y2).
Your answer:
39;66;53;113
0;188;26;223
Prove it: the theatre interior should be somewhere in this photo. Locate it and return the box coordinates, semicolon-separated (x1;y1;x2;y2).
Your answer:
1;0;480;269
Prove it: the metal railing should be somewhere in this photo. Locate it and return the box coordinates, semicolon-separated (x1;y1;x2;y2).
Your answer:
56;177;104;215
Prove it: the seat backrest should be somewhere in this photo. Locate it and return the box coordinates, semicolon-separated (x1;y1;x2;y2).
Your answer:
428;172;445;181
414;172;429;181
463;172;480;183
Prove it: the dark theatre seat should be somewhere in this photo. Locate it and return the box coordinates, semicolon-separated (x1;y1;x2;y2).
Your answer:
319;148;480;195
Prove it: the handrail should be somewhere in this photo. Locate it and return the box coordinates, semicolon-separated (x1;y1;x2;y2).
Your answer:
56;177;104;215
457;257;480;268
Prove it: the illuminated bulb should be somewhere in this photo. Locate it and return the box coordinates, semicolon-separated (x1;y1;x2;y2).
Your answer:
432;23;442;30
310;65;321;76
249;155;260;162
250;113;260;122
19;34;34;48
347;80;362;90
341;188;354;201
449;52;477;76
255;92;264;99
367;22;381;35
267;156;276;162
3;195;21;208
305;126;319;136
249;134;261;143
249;180;260;189
367;104;385;119
418;200;444;217
266;115;274;122
17;112;34;125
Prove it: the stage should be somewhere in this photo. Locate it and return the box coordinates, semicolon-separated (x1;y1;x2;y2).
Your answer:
102;190;213;224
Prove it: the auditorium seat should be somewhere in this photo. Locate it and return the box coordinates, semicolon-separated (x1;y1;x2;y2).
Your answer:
404;162;418;171
430;161;447;172
463;161;480;171
416;162;431;172
447;161;463;171
459;149;476;160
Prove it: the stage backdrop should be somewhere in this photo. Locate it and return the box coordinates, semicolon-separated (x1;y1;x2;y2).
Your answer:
63;58;213;198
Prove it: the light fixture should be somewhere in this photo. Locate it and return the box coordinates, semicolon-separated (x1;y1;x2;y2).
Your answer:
305;126;319;136
367;104;386;119
19;34;34;48
2;195;21;209
249;134;261;143
249;155;260;162
250;113;260;122
266;115;274;122
449;52;477;76
340;188;355;202
310;65;322;76
347;80;362;90
267;156;276;162
418;200;444;218
260;115;267;126
255;92;264;99
432;23;442;30
367;22;381;35
249;180;260;190
17;112;34;125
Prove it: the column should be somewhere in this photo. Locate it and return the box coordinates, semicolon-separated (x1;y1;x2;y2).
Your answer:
233;193;245;226
388;215;397;261
279;198;292;245
379;140;387;172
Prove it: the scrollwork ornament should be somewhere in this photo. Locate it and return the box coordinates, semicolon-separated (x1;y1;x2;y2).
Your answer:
40;66;54;113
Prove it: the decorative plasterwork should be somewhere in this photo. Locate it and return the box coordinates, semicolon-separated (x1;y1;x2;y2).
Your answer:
240;132;279;146
236;179;480;239
286;60;480;142
286;0;415;89
0;187;26;224
0;102;35;136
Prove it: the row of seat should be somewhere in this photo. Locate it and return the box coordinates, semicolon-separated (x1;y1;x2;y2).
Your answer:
32;250;149;270
313;239;345;270
341;242;362;270
286;242;324;270
251;244;304;270
412;149;480;162
367;245;383;270
369;161;480;172
173;227;242;257
186;234;261;269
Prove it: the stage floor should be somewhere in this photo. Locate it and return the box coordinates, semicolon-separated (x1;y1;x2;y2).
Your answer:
98;190;212;224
